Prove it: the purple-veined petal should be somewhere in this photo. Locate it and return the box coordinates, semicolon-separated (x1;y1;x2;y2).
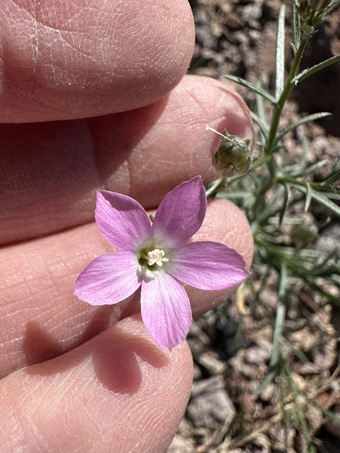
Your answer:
95;191;152;251
75;252;141;305
169;241;248;290
141;273;192;350
152;177;207;245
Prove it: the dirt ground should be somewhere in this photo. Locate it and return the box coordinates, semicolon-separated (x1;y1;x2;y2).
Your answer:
168;1;340;452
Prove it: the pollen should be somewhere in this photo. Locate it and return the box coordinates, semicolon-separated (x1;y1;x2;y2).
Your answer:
147;249;169;267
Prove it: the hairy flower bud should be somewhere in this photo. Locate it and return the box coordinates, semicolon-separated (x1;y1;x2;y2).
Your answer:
212;130;252;177
298;0;333;25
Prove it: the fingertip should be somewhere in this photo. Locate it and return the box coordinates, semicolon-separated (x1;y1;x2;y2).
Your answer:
0;0;195;122
120;75;254;205
0;316;193;451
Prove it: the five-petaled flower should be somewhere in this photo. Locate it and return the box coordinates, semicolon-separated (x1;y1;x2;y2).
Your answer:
75;177;248;349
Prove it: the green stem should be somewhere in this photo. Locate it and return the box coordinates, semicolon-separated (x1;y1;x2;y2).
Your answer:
265;27;313;172
205;177;225;198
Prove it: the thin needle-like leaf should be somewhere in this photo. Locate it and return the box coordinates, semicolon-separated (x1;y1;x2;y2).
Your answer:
279;183;291;225
275;5;286;99
303;159;329;176
251;112;268;139
292;0;300;53
321;168;340;186
277;112;331;139
323;0;340;17
224;75;278;105
256;76;269;125
311;190;340;216
292;185;340;217
255;265;288;394
293;54;340;84
304;182;312;211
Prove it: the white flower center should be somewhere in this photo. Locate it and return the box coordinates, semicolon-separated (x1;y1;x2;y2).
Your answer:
147;249;169;267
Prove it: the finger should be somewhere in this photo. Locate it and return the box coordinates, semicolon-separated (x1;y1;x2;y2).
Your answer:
0;316;193;452
1;75;253;245
0;0;194;122
0;198;253;377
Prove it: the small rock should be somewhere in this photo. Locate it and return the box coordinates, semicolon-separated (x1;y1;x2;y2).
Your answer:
259;383;277;402
197;351;227;375
316;224;340;255
187;376;235;430
244;342;272;365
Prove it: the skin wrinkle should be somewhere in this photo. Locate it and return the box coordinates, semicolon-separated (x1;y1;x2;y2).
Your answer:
14;372;67;448
0;120;99;244
3;2;40;67
0;0;195;121
0;77;253;245
183;85;210;117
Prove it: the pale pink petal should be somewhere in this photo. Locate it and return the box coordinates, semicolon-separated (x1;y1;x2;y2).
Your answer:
169;241;248;290
152;177;206;245
95;191;152;250
75;252;141;305
141;273;192;349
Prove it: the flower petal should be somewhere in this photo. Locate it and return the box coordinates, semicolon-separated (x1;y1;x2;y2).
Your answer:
95;191;152;250
152;176;206;245
141;273;192;350
169;241;248;290
75;252;141;305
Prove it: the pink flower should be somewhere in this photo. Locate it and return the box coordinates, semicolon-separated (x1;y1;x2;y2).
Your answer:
75;177;248;349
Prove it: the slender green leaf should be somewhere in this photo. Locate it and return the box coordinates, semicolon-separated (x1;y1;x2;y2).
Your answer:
318;187;339;198
322;168;340;186
293;184;340;217
255;367;278;395
224;75;278;105
304;182;312;211
323;0;340;17
216;190;253;200
285;159;329;179
255;265;288;395
293;54;340;84
255;75;269;139
251;154;271;170
303;159;329;176
302;388;340;425
322;192;340;200
310;188;340;216
278;112;331;139
292;0;300;53
275;5;286;99
250;112;268;139
279;183;290;225
303;277;340;305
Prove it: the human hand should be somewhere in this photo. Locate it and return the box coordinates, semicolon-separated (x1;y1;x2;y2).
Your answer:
0;0;253;451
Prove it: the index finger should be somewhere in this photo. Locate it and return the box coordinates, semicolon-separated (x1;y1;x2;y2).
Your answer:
1;76;254;245
0;0;194;122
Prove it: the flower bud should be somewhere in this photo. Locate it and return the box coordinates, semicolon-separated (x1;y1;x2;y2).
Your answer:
298;0;332;25
212;130;252;177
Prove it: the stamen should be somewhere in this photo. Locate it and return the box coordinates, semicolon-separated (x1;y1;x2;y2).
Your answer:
147;249;169;267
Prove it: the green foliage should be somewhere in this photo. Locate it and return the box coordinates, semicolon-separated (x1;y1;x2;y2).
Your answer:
206;2;340;449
